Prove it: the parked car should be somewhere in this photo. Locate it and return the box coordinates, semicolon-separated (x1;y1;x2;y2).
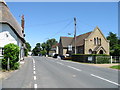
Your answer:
59;55;65;60
53;54;65;60
53;54;59;58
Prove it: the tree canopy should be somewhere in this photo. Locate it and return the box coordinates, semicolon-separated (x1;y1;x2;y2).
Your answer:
25;42;31;51
32;38;58;56
107;32;120;56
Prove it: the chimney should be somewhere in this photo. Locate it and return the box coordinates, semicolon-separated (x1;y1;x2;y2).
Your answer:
21;15;25;34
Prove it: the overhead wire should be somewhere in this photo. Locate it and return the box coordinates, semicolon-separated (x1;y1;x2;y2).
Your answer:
44;19;73;40
42;17;96;42
25;17;73;28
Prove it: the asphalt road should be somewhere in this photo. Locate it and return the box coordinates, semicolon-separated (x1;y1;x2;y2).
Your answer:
2;56;120;89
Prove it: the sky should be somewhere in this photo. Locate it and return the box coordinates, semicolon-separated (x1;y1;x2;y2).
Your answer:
7;2;118;49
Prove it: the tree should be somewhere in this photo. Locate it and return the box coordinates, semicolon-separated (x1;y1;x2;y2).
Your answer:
25;42;31;51
40;50;47;56
32;43;41;56
112;44;120;56
45;38;58;55
32;39;58;56
107;32;120;56
107;32;118;50
41;42;46;50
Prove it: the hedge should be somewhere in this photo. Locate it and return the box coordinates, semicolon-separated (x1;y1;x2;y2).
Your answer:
72;54;109;64
96;56;110;64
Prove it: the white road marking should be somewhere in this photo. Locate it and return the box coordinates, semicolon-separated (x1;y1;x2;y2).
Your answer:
32;58;35;64
67;65;82;71
34;76;37;80
33;67;35;70
91;74;120;86
33;61;35;64
34;84;37;88
32;58;37;89
57;62;64;65
33;71;36;74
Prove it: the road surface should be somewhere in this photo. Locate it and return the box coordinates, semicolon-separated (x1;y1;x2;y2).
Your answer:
1;56;120;89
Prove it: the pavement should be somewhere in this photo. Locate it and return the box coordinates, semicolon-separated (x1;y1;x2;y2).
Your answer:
0;56;120;89
0;58;26;80
87;63;119;68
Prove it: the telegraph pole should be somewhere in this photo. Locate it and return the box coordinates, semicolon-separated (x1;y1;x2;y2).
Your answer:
74;17;77;54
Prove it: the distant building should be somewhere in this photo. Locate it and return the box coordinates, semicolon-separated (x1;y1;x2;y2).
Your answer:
59;27;110;56
49;43;59;56
0;1;25;60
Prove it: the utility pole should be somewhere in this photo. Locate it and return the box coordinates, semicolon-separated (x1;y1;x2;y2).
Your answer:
74;17;77;54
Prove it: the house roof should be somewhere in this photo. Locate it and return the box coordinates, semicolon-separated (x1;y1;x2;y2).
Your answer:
60;37;73;47
52;43;59;48
76;32;92;46
60;32;92;47
0;2;25;42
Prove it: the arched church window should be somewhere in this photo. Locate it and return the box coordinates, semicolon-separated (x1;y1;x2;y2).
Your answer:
89;49;92;54
99;50;103;54
94;38;96;45
97;37;99;45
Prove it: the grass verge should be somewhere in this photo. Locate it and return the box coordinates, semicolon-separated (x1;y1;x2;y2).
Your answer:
110;65;120;70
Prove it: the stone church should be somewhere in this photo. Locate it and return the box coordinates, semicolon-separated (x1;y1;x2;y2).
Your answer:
59;26;110;56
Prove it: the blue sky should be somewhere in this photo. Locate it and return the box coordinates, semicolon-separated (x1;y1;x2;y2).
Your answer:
7;2;118;49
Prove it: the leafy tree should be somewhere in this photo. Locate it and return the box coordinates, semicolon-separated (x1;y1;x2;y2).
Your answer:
107;32;120;56
25;42;31;51
45;38;57;55
107;32;118;50
45;43;51;55
118;38;120;44
36;43;41;48
32;43;41;56
32;39;58;56
112;44;120;56
41;42;46;50
40;50;47;56
32;47;38;56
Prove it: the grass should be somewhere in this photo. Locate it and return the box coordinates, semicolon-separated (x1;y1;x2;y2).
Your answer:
110;65;120;70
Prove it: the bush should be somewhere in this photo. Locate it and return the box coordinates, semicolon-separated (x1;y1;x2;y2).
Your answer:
96;56;110;64
2;43;20;70
11;62;20;70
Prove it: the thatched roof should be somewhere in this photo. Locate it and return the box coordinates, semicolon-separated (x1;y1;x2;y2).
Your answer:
0;1;25;42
